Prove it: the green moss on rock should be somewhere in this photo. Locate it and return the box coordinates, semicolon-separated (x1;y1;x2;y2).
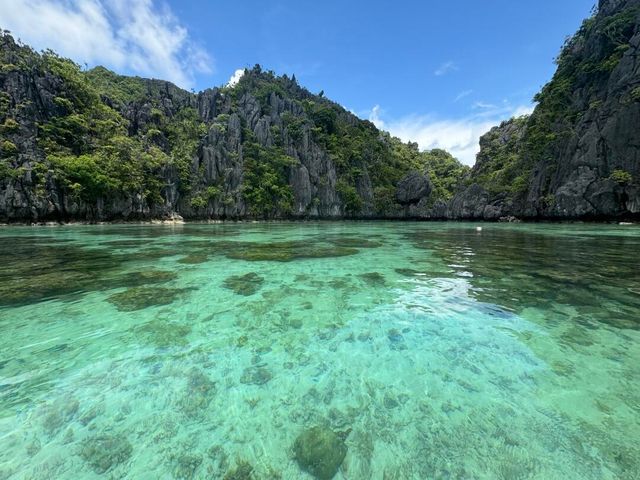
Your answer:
172;453;202;479
177;253;210;264
239;366;272;385
293;426;347;480
80;434;132;474
227;241;359;262
223;272;265;296
358;272;386;286
223;460;254;480
108;286;184;311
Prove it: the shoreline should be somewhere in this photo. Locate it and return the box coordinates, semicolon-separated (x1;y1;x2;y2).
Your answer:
0;216;638;227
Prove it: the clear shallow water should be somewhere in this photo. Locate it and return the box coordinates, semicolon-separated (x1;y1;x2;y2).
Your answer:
0;222;639;479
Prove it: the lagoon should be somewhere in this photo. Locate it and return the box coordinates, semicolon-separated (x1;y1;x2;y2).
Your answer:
0;222;639;479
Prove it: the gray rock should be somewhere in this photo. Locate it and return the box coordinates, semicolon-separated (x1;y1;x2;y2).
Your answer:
395;171;432;205
448;184;489;219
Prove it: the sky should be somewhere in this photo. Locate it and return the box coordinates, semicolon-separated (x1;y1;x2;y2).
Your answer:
0;0;596;165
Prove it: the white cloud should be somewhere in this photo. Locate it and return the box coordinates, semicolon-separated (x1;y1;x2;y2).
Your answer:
368;104;386;130
473;101;498;110
0;0;213;89
368;103;535;166
512;104;536;117
434;61;458;76
226;68;245;87
386;116;497;166
454;89;473;102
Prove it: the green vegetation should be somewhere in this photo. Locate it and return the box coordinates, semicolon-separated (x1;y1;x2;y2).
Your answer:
1;139;18;157
0;91;10;117
1;117;19;132
336;178;363;214
471;5;639;199
0;32;209;211
0;31;470;218
228;69;469;214
241;138;296;217
422;148;470;201
31;55;178;205
166;107;207;191
190;185;222;209
473;116;529;195
84;66;147;105
609;169;633;185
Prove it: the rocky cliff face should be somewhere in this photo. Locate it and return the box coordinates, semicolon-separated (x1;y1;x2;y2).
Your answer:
1;0;638;222
446;0;640;220
0;36;465;222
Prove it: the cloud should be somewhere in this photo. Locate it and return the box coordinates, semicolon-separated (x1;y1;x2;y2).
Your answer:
367;102;535;166
434;61;458;76
385;116;497;166
226;68;245;87
512;104;535;117
0;0;212;89
368;104;386;130
454;90;473;102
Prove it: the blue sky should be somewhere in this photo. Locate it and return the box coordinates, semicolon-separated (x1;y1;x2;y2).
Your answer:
0;0;595;164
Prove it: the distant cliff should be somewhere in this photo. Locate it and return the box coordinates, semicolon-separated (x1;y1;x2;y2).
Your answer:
0;0;638;223
447;0;640;220
0;33;466;222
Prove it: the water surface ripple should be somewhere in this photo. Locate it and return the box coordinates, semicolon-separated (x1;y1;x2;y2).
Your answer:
0;222;638;479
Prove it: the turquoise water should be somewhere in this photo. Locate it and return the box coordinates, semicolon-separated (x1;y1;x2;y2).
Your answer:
0;222;639;479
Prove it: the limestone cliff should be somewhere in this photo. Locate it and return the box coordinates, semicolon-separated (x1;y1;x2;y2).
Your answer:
0;35;466;222
447;0;640;220
1;0;638;222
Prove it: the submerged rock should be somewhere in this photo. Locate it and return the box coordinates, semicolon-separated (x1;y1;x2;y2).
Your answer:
79;403;104;426
358;272;386;286
394;267;422;277
223;272;264;296
387;329;407;351
116;269;178;287
108;286;184;311
172;453;202;479
239;366;272;385
223;460;254;480
100;239;148;248
177;253;210;264
133;248;178;260
383;393;399;409
80;434;132;473
227;241;359;262
293;426;347;480
0;270;95;307
135;319;192;347
327;237;382;248
40;397;79;435
187;368;216;394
